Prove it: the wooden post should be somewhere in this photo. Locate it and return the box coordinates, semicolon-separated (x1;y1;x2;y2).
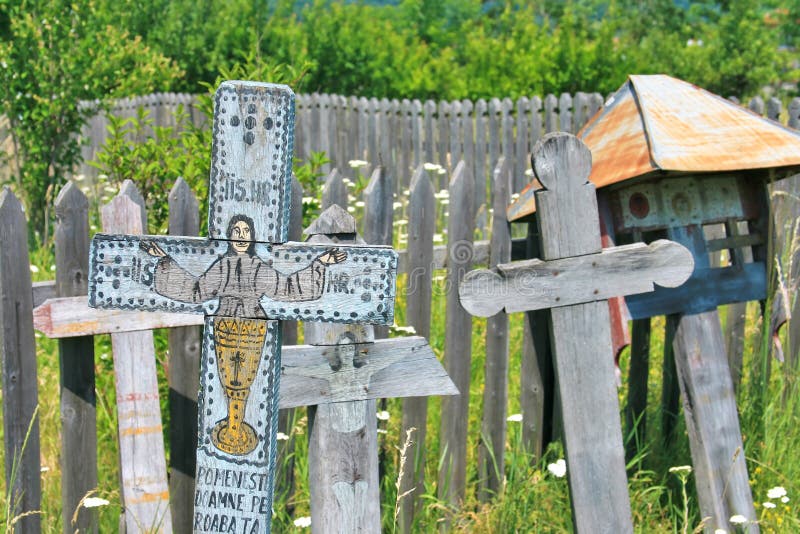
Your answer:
166;178;201;532
624;318;650;465
661;315;681;447
298;207;454;534
478;157;511;501
438;161;474;509
321;169;347;210
55;182;98;534
398;166;435;533
667;225;758;532
529;134;631;532
458;134;695;532
0;188;42;532
101;183;173;532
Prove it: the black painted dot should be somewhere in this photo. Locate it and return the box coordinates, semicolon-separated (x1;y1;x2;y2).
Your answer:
264;117;274;130
98;253;104;259
208;373;214;379
333;311;340;317
98;292;104;298
112;279;120;289
244;131;255;145
247;103;256;114
230;115;240;126
245;115;256;129
350;312;358;318
114;255;122;264
208;398;213;405
207;410;212;416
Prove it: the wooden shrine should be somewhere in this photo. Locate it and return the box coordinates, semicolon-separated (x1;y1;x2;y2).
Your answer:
507;74;800;533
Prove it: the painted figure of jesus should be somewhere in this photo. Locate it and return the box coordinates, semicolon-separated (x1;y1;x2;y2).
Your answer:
140;214;346;454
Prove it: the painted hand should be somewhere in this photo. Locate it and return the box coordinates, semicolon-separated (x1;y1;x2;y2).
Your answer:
316;248;347;265
140;240;167;258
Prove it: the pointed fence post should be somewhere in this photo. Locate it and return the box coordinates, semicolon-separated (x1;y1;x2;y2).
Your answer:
321;169;347;211
101;182;173;532
0;188;42;533
438;161;475;510
166;177;201;532
398;166;435;533
55;182;98;533
478;157;511;501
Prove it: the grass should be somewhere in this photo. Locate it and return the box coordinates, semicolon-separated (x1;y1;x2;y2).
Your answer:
0;177;799;532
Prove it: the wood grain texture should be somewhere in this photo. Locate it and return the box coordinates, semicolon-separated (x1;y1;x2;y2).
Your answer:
460;240;694;317
279;336;456;407
88;235;397;325
0;188;42;532
672;311;757;532
321;169;347;210
398;166;436;534
54;182;98;534
166;178;201;533
206;81;295;244
532;134;633;532
305;229;381;534
478;157;512;502
438;161;475;510
34;297;203;337
624;318;650;465
101;188;173;533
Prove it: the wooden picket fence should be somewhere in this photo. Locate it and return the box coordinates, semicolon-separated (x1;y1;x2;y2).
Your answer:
1;90;799;532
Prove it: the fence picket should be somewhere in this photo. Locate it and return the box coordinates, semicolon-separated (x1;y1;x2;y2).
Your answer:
0;188;42;533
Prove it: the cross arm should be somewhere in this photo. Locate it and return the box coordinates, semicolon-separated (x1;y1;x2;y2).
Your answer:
89;234;398;324
279;336;458;408
459;239;694;317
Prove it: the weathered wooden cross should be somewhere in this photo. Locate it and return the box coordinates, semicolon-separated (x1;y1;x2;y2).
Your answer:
87;81;398;533
459;133;695;533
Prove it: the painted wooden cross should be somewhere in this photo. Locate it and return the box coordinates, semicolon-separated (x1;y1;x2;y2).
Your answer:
87;81;398;533
459;133;695;533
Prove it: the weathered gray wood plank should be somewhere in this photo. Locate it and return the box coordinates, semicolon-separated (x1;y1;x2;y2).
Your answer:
460;240;693;317
0;188;42;532
166;177;201;533
101;187;173;533
478;157;512;502
321;169;347;210
531;134;632;532
672;310;758;532
515;97;530;193
438;161;474;510
398;166;435;533
54;182;98;534
624;318;650;465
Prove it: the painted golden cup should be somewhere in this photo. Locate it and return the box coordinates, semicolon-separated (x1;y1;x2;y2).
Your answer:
211;317;265;455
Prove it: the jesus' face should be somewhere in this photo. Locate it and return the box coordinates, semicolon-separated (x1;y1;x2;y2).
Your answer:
230;220;252;254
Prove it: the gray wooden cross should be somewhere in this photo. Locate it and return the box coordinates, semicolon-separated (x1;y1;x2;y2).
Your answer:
459;133;695;533
87;81;398;534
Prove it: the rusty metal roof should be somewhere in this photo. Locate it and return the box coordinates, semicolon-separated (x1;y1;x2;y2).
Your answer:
508;74;800;221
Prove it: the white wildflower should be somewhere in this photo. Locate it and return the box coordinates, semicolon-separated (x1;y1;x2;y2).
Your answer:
439;198;449;205
781;496;790;503
377;428;388;434
376;410;390;421
302;196;315;204
393;219;408;226
83;497;110;508
355;201;365;208
29;265;39;273
276;432;289;441
392;202;402;210
438;168;446;175
729;515;748;525
511;193;520;201
524;169;535;177
547;459;567;478
402;189;410;196
347;206;355;213
293;516;312;528
50;265;56;271
506;413;523;422
714;530;728;534
40;466;49;473
763;502;776;509
767;486;787;499
348;160;368;169
668;465;692;474
423;163;442;172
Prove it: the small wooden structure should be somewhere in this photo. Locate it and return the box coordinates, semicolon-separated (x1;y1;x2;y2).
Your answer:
508;74;800;533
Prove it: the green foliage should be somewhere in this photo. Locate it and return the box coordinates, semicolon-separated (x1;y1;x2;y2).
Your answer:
0;0;182;238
